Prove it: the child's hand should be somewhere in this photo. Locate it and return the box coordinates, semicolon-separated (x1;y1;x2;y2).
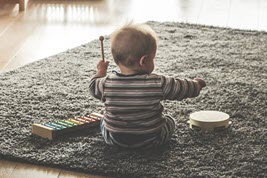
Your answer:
194;78;206;89
96;60;109;77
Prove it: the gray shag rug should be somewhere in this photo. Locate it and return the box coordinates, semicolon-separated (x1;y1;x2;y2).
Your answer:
0;21;267;178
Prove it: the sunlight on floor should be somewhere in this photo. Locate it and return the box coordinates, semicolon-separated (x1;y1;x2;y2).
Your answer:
1;0;267;72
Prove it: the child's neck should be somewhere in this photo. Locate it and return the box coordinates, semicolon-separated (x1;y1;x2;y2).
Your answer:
119;65;144;75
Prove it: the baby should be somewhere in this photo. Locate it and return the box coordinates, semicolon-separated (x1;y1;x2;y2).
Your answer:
89;23;206;149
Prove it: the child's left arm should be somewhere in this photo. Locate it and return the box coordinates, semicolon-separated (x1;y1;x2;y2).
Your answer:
160;75;206;101
194;78;206;88
89;60;109;100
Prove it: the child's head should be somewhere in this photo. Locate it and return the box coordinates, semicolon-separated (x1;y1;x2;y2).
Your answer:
110;23;158;74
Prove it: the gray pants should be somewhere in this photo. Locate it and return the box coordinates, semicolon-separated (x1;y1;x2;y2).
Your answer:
100;115;176;149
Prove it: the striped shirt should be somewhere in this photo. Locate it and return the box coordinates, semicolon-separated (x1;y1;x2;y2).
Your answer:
89;71;201;134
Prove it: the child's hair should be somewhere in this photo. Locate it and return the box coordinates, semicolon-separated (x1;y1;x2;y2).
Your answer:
110;23;158;67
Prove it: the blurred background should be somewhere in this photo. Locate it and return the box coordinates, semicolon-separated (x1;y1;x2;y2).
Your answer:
0;0;266;73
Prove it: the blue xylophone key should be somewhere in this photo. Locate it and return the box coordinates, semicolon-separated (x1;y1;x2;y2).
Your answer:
50;122;67;129
43;123;60;130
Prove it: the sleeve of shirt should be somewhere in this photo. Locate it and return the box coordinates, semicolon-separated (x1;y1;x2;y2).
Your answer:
89;75;107;100
160;75;201;101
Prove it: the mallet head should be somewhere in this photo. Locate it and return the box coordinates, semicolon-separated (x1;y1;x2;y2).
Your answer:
99;36;104;41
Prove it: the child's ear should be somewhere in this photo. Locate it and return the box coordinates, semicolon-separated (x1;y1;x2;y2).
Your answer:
139;55;148;67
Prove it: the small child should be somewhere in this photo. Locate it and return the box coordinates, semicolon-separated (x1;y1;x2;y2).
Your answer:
89;23;206;149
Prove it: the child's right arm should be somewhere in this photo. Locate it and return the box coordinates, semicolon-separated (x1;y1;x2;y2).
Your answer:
89;60;109;100
161;76;206;101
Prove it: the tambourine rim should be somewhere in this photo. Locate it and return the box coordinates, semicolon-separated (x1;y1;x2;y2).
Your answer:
189;110;230;123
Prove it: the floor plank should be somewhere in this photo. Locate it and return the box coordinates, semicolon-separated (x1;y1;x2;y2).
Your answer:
0;7;19;35
8;161;60;178
0;10;35;64
259;0;267;31
198;0;230;27
0;159;17;178
227;0;259;30
0;61;6;70
59;169;109;178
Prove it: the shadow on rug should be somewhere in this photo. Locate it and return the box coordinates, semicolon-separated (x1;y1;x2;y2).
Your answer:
0;21;266;178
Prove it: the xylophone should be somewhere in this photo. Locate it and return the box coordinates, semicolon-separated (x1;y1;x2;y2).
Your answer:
32;113;103;140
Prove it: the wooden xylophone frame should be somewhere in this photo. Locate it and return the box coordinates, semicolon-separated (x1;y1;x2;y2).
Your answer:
32;113;103;140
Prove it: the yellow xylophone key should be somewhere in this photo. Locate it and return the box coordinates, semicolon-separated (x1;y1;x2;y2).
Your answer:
68;118;83;125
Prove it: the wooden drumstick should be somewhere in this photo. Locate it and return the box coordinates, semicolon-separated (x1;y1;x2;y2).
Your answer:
99;36;105;61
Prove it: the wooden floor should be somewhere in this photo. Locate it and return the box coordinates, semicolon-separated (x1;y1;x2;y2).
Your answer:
0;159;107;178
0;0;267;177
1;0;267;73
